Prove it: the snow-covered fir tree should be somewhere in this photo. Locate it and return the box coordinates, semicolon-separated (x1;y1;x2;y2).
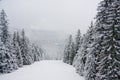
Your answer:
72;29;82;64
72;0;120;80
31;44;43;61
0;9;44;74
20;29;34;65
0;10;18;73
0;9;9;44
63;35;75;65
74;29;82;54
63;35;72;64
83;22;97;80
73;23;95;76
38;46;44;60
0;40;18;74
63;30;82;65
12;32;23;67
91;0;120;79
69;42;75;65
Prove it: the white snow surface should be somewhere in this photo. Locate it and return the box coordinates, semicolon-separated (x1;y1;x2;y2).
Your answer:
0;60;84;80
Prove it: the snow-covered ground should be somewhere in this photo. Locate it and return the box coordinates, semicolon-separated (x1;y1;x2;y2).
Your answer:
0;60;84;80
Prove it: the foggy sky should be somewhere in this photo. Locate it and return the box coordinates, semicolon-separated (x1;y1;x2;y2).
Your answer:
0;0;100;34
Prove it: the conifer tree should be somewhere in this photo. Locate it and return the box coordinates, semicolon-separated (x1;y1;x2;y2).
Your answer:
73;22;95;77
32;44;43;61
72;29;82;65
12;32;23;67
0;40;18;73
0;10;18;73
74;29;81;54
20;29;34;65
69;42;75;65
0;9;44;74
89;0;120;79
16;31;21;47
0;9;9;44
76;29;93;76
63;35;74;64
83;22;97;80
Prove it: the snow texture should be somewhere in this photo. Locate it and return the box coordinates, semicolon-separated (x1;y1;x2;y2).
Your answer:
0;60;84;80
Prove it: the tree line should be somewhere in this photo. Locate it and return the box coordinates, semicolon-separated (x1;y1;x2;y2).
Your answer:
0;10;44;74
63;0;120;80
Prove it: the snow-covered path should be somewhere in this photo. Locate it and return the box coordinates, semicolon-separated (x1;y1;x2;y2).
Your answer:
0;60;84;80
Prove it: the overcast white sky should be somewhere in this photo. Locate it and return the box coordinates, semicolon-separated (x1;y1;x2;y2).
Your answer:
0;0;101;34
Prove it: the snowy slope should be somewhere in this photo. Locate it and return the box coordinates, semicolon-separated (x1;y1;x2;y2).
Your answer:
0;60;84;80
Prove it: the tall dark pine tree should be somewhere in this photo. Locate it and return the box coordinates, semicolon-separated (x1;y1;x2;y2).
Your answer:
89;0;120;80
0;9;9;44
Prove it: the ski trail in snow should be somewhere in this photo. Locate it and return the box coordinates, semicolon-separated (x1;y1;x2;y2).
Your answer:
0;60;84;80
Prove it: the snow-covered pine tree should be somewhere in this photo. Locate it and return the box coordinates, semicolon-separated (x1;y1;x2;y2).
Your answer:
72;29;82;65
12;32;23;67
38;46;44;60
83;22;97;80
16;31;21;47
0;9;9;44
0;40;18;74
89;0;120;79
0;10;18;73
77;33;91;76
31;44;43;61
69;42;75;65
73;29;82;63
73;22;95;77
63;35;75;65
20;29;34;65
63;35;71;64
74;29;82;54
